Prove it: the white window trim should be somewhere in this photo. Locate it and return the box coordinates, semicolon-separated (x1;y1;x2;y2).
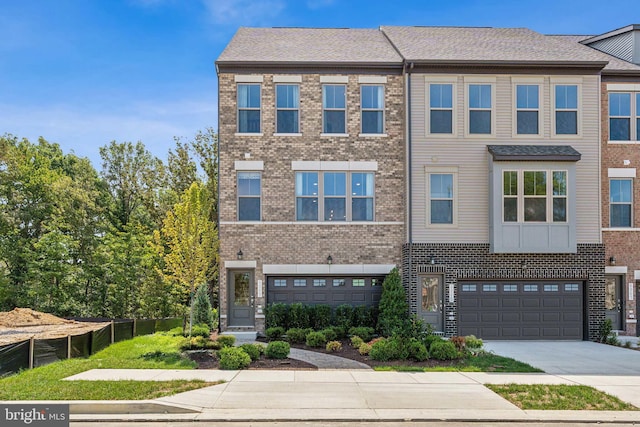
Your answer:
237;171;262;222
322;84;347;135
275;83;300;135
426;76;457;138
425;166;458;228
234;160;264;171
551;82;582;138
512;78;544;138
464;81;496;138
502;169;569;224
609;178;633;228
360;84;385;135
237;83;261;134
607;91;640;143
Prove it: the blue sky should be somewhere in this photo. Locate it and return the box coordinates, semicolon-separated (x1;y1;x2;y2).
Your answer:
1;0;638;166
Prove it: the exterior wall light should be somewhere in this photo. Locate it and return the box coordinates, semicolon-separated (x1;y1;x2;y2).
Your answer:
237;249;243;260
429;255;435;265
609;256;616;266
327;255;333;265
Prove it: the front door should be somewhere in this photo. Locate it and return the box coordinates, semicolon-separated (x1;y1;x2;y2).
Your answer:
228;271;254;327
419;275;443;332
605;275;623;330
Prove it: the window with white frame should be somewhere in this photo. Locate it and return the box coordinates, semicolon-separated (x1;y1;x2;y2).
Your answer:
429;83;453;134
361;85;384;134
609;92;631;141
555;85;578;135
516;84;539;135
323;85;346;133
610;178;632;227
502;170;567;223
468;84;492;134
237;172;261;221
237;84;261;133
295;171;374;221
427;171;456;225
276;84;299;133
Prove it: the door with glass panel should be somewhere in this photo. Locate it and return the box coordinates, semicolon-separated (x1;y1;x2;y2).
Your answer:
605;276;622;330
419;275;443;331
228;271;254;327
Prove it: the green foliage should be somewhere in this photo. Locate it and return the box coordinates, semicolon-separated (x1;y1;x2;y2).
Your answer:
334;304;354;330
376;268;409;337
311;304;332;329
218;347;251;370
348;326;375;342
179;336;220;350
305;331;327;348
265;326;285;341
465;335;483;350
319;327;337;341
265;341;290;359
330;326;347;339
216;335;236;348
598;319;615;344
353;305;377;328
429;340;459;360
288;303;310;329
187;323;211;338
265;303;289;329
358;343;372;355
423;334;444;349
239;343;263;361
351;335;364;348
326;341;342;352
285;328;310;344
193;283;214;328
407;338;429;361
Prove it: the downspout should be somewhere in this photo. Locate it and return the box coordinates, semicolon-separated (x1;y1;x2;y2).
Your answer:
215;63;222;333
405;62;414;296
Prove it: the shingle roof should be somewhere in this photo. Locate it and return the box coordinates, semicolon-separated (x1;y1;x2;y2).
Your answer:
380;26;608;66
487;145;581;161
216;27;403;65
547;35;640;73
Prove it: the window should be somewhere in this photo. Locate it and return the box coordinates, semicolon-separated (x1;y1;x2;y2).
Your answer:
468;84;491;134
313;279;326;287
323;85;346;133
429;83;453;133
461;284;476;292
503;170;567;223
610;179;632;227
544;284;559;292
274;279;287;287
276;84;299;133
237;84;261;133
609;93;631;141
555;85;578;135
503;285;518;292
516;85;539;134
429;173;454;224
296;171;374;222
237;172;261;221
333;279;345;287
361;85;384;134
483;284;497;292
352;279;365;287
565;283;579;291
523;284;538;292
371;278;380;287
294;279;306;287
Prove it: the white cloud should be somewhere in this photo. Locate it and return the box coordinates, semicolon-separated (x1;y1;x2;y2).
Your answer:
202;0;286;26
306;0;335;9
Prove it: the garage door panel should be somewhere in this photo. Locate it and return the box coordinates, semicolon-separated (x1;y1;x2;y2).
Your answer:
563;297;582;308
480;312;499;322
522;298;541;308
480;327;499;338
501;312;520;322
459;313;479;322
502;298;520;308
312;293;327;302
542;312;561;322
460;299;480;308
542;328;561;337
542;298;561;308
501;327;521;337
522;312;541;322
522;327;541;337
563;312;581;321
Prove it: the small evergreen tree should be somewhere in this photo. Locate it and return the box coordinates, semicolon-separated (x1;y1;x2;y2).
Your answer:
193;282;214;328
376;267;409;336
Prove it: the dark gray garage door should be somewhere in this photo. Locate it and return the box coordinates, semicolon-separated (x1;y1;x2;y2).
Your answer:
267;276;384;307
458;282;584;340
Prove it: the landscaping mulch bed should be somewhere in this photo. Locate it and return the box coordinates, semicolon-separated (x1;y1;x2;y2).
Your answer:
187;350;317;370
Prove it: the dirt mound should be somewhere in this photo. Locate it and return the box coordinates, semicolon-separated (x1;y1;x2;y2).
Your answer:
0;308;72;327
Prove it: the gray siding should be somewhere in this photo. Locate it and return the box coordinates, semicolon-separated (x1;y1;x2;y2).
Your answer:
588;31;635;64
410;73;601;245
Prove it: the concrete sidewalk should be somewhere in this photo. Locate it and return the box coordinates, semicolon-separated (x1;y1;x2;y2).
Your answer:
62;369;640;423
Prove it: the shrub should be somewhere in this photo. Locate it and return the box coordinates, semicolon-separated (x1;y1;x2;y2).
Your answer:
376;268;409;337
216;335;236;348
240;343;263;361
330;326;347;339
598;319;614;343
351;336;364;348
348;326;375;342
465;335;483;350
334;304;354;330
319;327;338;341
168;326;184;336
180;336;209;350
358;343;372;355
311;304;332;330
187;323;211;338
193;282;214;328
449;336;466;352
265;326;285;341
305;331;327;348
407;338;429;361
265;303;289;329
429;340;459;360
353;305;376;328
285;328;308;344
218;347;251;370
289;303;310;329
326;341;342;352
370;338;395;361
423;334;444;349
266;341;290;359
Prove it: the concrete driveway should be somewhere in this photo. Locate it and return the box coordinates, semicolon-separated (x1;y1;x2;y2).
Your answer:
483;340;640;375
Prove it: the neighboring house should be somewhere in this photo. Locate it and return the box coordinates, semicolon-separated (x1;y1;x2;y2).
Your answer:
567;25;640;337
380;26;608;341
215;28;405;333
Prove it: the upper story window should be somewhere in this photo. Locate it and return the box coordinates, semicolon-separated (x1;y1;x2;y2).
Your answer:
502;170;567;223
468;84;492;134
429;83;453;134
610;178;632;227
276;84;299;133
608;92;640;141
516;84;539;135
237;172;261;221
426;167;458;226
361;85;384;134
554;85;578;135
295;171;374;222
237;84;261;133
323;85;346;134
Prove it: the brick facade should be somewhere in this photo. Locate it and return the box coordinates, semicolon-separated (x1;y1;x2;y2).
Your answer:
218;71;405;332
403;243;606;340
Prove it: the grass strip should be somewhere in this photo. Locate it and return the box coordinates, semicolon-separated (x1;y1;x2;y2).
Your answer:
374;353;542;372
487;384;638;411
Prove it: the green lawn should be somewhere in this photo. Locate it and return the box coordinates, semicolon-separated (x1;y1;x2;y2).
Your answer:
0;333;218;400
487;384;638;411
374;352;542;372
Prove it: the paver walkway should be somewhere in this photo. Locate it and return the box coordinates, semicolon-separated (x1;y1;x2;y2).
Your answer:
288;347;371;369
